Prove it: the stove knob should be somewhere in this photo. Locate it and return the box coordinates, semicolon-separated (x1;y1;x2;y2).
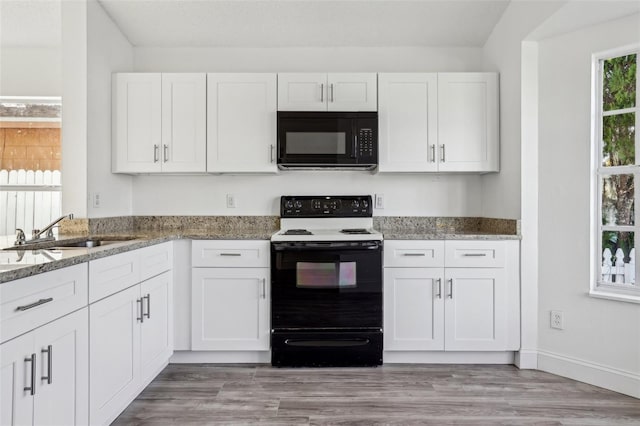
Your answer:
285;200;294;209
361;199;369;209
294;200;303;209
351;200;360;208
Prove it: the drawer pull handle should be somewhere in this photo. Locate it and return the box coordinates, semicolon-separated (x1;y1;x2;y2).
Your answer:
435;278;442;299
220;253;241;257
402;253;426;257
41;345;52;384
143;294;151;319
462;253;487;257
137;298;144;323
16;298;53;312
24;353;36;395
448;279;453;299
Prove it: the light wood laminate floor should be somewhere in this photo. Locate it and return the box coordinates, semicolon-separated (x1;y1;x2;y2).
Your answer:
113;364;640;425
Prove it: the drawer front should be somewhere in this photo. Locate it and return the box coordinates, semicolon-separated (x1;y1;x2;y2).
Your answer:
139;242;173;282
192;240;270;268
444;241;506;268
1;263;88;343
89;250;140;303
384;240;445;268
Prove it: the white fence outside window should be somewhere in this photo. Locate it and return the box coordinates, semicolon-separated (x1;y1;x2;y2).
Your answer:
602;247;636;284
0;169;62;236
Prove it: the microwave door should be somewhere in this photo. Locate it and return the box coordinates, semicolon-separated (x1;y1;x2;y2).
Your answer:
278;116;354;165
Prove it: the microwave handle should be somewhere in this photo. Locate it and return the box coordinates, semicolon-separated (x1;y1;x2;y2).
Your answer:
352;134;357;159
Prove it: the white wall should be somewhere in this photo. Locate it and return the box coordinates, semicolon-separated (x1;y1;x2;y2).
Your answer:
0;47;62;96
481;1;564;220
87;0;133;218
537;13;640;397
131;46;485;216
61;0;88;217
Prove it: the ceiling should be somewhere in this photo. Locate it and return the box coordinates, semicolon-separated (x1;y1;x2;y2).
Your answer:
96;0;511;48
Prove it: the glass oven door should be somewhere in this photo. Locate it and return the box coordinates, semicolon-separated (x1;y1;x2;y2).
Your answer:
271;241;382;330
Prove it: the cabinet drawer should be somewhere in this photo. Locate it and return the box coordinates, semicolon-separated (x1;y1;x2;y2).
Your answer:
139;242;173;282
444;241;506;268
192;240;270;268
89;250;140;303
384;240;444;267
1;263;88;343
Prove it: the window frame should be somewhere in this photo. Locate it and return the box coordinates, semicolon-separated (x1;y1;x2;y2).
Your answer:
590;44;640;303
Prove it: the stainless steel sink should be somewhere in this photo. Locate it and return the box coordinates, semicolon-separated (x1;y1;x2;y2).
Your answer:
3;237;135;251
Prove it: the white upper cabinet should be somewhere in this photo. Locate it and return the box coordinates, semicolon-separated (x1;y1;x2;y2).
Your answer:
378;73;438;172
112;73;206;173
378;72;499;173
437;73;499;172
278;73;377;111
207;73;278;173
113;73;162;173
161;74;207;173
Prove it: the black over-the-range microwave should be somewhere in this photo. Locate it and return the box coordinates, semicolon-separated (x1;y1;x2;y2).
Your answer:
277;111;378;170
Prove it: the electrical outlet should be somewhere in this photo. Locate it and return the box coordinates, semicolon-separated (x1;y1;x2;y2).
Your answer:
226;194;236;208
550;310;564;330
375;194;384;209
92;192;101;208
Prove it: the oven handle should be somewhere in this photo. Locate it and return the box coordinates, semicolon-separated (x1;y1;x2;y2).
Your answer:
272;241;381;251
284;338;370;348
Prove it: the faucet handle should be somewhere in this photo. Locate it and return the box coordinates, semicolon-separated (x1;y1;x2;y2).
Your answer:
15;229;26;245
32;229;40;240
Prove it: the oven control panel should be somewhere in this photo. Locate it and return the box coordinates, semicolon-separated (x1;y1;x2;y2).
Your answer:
281;195;372;217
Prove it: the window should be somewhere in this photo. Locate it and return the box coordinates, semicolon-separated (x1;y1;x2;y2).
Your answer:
592;46;640;302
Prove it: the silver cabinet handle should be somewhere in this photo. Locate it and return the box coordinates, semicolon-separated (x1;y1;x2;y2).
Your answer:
137;298;144;323
463;253;487;257
320;83;324;102
261;278;266;299
330;83;334;102
41;345;52;384
435;278;442;299
430;145;436;163
270;144;275;163
440;145;446;162
24;353;36;395
143;293;151;319
163;145;169;163
16;298;53;312
153;145;159;163
448;279;453;299
402;253;426;257
220;253;241;257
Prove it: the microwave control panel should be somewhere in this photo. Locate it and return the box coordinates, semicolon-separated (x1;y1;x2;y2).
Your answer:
358;128;375;159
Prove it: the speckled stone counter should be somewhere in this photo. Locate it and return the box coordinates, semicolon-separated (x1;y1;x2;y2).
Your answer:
374;216;520;240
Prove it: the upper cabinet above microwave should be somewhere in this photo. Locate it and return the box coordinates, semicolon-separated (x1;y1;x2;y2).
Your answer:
277;73;377;112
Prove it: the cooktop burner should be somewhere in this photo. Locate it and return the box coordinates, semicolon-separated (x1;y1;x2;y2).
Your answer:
283;229;313;235
340;228;371;235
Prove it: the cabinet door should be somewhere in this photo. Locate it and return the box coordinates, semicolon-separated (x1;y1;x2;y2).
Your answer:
161;74;207;173
32;308;89;426
89;285;141;426
140;272;173;384
277;73;327;111
0;332;34;426
437;73;499;172
192;268;270;351
378;73;438;172
327;73;377;112
207;74;278;172
384;268;444;351
112;73;162;173
444;268;507;351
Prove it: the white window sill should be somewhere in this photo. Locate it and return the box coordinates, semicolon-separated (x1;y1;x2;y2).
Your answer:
589;289;640;304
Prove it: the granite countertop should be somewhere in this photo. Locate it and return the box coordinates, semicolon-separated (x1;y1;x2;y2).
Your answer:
0;229;275;284
380;229;522;240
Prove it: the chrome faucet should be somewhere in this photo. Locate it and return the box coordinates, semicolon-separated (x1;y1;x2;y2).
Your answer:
21;213;74;245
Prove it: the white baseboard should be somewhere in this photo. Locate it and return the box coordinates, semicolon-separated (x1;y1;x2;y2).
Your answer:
171;350;271;364
515;349;538;369
383;351;515;364
538;350;640;399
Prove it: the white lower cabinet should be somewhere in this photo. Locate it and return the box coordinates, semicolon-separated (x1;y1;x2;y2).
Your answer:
384;240;518;355
89;270;173;426
191;240;270;351
1;308;89;426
